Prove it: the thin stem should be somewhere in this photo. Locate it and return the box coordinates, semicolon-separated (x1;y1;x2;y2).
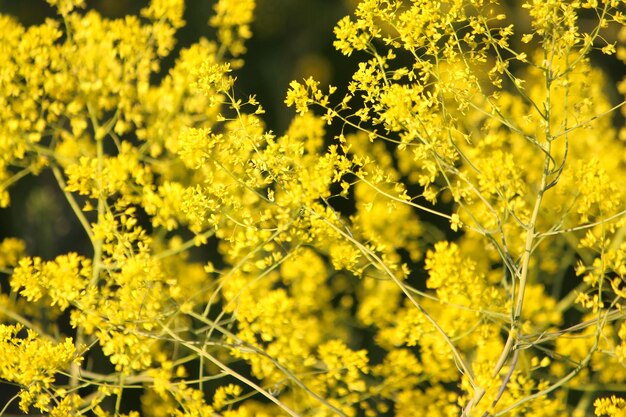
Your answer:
493;308;612;416
160;324;306;417
0;167;32;191
186;311;347;417
307;206;478;388
70;105;106;388
115;374;125;416
154;228;216;260
466;29;558;416
51;164;95;244
537;208;626;238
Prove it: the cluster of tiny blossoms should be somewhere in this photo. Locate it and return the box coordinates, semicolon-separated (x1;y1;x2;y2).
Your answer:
1;0;626;416
285;0;626;415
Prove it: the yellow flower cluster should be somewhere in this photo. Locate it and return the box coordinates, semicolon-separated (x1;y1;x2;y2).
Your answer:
595;395;626;417
11;253;91;311
210;0;255;65
0;324;81;413
1;0;626;416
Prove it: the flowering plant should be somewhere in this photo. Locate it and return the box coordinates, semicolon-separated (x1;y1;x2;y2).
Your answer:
1;0;626;416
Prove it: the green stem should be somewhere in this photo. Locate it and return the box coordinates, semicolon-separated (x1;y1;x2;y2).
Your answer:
51;164;95;245
154;229;216;260
465;34;558;417
115;374;125;416
70;109;106;388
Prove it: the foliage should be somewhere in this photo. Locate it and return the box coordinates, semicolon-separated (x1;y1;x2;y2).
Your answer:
1;0;626;416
